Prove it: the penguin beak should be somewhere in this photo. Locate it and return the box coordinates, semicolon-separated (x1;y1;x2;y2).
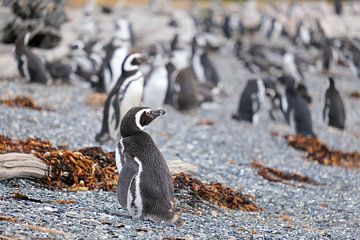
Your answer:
132;54;149;65
149;109;166;118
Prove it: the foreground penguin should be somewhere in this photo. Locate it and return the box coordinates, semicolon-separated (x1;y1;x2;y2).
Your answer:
14;33;48;84
116;107;182;225
285;84;315;136
232;78;265;124
95;53;145;143
323;77;346;130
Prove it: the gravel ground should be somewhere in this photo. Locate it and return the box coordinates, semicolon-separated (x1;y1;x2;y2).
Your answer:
1;6;360;240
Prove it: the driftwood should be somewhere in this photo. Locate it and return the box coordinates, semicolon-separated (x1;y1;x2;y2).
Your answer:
0;153;197;182
0;153;48;181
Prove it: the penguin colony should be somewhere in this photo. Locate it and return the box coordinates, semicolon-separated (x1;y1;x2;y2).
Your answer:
9;0;359;225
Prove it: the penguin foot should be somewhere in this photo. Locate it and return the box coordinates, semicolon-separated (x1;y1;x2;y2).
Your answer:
231;113;240;121
95;132;110;144
171;213;184;227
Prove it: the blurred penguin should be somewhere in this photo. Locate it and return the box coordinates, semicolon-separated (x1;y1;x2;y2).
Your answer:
323;77;345;130
143;44;168;109
14;32;48;84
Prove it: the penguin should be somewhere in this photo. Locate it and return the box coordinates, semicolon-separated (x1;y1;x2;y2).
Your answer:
98;37;129;93
172;67;200;111
323;77;346;130
284;84;315;136
262;78;287;122
14;33;48;84
191;35;220;90
277;75;311;104
45;60;73;83
321;39;333;72
68;40;100;85
232;78;265;124
116;107;182;225
114;17;134;47
282;52;303;83
222;15;232;40
143;45;168;109
95;53;146;143
294;21;311;47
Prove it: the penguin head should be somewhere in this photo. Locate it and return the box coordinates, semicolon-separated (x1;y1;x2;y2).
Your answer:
122;53;147;72
121;107;166;137
327;77;335;88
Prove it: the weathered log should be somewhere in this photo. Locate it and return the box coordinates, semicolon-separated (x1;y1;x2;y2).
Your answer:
0;153;198;182
0;153;48;181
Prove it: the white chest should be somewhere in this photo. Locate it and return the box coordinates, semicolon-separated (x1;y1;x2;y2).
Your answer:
192;53;206;82
144;67;168;108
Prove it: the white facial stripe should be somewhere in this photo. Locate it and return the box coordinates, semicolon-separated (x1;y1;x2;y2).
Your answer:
24;33;31;46
124;54;141;72
135;108;151;130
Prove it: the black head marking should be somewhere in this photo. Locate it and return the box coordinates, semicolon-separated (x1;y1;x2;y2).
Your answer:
120;107;165;137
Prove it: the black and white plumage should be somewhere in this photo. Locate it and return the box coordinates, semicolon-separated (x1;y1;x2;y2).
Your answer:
232;78;266;124
323;77;346;130
115;107;182;225
284;85;315;136
191;35;220;89
98;37;129;93
95;53;145;143
69;40;101;85
282;52;303;83
14;33;48;84
143;45;168;109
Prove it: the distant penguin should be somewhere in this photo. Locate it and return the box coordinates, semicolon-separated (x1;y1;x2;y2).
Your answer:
98;37;129;93
116;107;182;225
285;84;315;136
45;60;73;83
172;67;200;111
222;15;232;39
282;52;303;83
69;40;100;85
165;42;200;111
323;77;345;130
114;17;134;47
322;39;333;72
143;45;168;109
295;21;311;47
95;53;145;143
232;78;265;124
14;33;48;84
191;35;220;89
335;0;342;15
277;75;312;104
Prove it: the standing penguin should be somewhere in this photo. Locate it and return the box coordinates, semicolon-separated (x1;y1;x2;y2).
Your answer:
116;107;182;225
285;84;315;136
282;52;303;83
98;37;129;93
191;35;220;90
143;44;168;109
14;33;48;84
95;53;145;143
232;78;265;124
323;77;346;130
